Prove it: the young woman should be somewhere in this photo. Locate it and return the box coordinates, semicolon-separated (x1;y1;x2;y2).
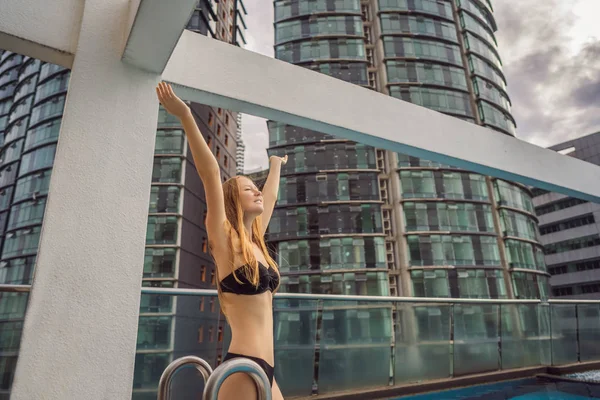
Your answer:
156;82;287;400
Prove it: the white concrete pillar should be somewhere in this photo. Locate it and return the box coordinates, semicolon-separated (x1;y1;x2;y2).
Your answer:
11;1;159;398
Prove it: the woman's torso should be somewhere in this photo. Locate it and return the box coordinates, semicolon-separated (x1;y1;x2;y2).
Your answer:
216;243;277;366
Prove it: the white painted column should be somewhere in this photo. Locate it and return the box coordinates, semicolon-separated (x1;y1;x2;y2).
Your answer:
11;1;159;398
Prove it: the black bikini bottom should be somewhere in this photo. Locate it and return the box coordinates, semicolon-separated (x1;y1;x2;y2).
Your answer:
223;352;274;387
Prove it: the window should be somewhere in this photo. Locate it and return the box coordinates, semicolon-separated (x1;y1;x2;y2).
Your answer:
203;209;207;223
208;113;214;126
224;155;228;167
201;265;206;281
535;197;587;215
202;237;207;253
217;124;221;136
145;216;178;244
552;287;573;297
149;186;180;213
539;214;595;235
198;327;204;343
210;271;216;286
217;108;222;115
225;135;229;145
545;235;600;255
199;298;205;311
225;114;229;125
216;146;220;158
218;326;223;342
210;298;216;312
209;326;214;342
207;136;212;147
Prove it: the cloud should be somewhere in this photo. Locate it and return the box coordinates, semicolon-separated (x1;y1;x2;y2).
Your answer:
494;0;600;147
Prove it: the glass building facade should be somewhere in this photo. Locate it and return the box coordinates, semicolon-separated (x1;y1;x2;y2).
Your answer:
0;0;247;397
268;0;548;388
0;52;67;398
269;0;547;300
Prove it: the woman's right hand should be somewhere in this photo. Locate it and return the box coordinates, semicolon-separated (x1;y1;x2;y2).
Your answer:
156;81;190;119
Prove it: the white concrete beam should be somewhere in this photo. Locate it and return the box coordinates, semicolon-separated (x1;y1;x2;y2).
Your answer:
0;0;83;67
121;0;199;73
10;0;159;399
163;31;600;203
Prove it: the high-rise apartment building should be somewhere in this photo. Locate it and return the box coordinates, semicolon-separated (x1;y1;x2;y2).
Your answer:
266;0;548;391
269;0;547;301
533;132;600;299
0;51;69;399
0;1;248;398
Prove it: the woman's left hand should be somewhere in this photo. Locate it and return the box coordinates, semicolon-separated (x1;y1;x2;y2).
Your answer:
270;155;288;165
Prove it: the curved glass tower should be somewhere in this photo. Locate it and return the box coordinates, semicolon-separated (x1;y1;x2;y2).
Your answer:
269;0;548;300
268;2;548;391
0;52;68;396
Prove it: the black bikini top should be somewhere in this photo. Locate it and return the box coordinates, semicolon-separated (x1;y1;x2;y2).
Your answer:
219;261;280;295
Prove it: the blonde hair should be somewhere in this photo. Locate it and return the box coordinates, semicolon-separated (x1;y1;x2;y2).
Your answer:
211;176;279;314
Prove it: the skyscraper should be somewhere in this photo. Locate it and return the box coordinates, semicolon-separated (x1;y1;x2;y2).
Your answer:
0;51;69;399
267;1;548;392
0;1;248;397
268;0;548;304
533;132;600;299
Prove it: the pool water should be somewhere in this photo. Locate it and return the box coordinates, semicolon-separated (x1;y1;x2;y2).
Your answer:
393;377;600;400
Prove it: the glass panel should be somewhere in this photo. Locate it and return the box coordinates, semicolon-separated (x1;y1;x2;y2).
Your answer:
463;32;501;69
453;304;499;375
29;95;65;127
275;16;363;44
24;119;61;151
273;299;318;397
386;61;467;90
18;144;57;176
275;39;366;63
143;248;177;278
13;172;52;203
577;304;600;362
275;0;360;21
155;129;185;154
148;186;180;213
478;101;516;135
389;86;473;117
2;226;41;259
379;15;458;42
395;303;451;383
0;292;29;396
500;304;546;369
550;304;578;365
378;0;453;18
318;300;393;393
146;216;178;244
383;37;462;65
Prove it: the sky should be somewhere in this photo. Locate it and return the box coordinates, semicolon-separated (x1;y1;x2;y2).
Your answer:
239;0;600;173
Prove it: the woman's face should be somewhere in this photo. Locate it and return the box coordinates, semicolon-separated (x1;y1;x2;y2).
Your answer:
238;177;263;215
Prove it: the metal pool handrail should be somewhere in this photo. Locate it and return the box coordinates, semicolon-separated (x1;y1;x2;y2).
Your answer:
157;356;213;400
203;358;272;400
